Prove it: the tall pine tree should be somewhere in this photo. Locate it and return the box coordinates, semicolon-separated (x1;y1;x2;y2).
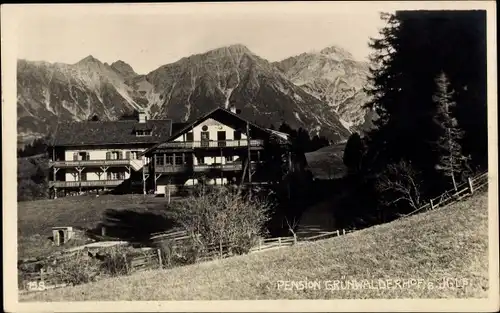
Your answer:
433;72;466;190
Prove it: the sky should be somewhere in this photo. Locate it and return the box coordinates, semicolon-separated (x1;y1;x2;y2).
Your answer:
15;3;388;74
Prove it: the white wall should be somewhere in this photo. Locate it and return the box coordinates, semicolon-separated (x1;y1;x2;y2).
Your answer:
64;148;146;161
65;169;131;181
156;177;228;194
193;155;240;166
172;118;247;142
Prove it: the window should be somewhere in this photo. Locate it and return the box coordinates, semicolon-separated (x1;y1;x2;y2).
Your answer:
107;151;122;160
175;155;183;165
107;172;122;180
74;152;89;161
200;132;210;147
109;172;125;180
234;130;242;140
201;132;210;140
186;132;193;142
136;130;152;136
225;155;233;162
156;154;165;166
197;157;204;165
217;131;226;147
166;156;174;165
128;151;140;159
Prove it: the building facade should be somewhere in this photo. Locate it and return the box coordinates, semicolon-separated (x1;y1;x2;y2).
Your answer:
49;107;292;197
141;107;292;195
48;111;176;198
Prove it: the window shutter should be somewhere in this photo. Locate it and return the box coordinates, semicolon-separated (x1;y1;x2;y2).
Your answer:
106;152;111;160
86;152;90;161
73;153;78;161
118;151;123;159
126;151;131;160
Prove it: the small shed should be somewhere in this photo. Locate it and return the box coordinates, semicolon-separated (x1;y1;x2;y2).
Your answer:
52;227;74;246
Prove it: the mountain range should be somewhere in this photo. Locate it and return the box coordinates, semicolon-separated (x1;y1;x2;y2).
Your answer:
17;44;374;145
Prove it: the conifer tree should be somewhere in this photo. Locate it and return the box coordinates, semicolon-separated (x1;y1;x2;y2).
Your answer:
343;132;365;174
433;72;465;190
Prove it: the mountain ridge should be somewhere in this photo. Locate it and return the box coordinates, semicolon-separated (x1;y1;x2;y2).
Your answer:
273;45;375;133
17;44;373;145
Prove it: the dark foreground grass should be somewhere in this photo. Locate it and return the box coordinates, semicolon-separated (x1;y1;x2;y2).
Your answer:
18;194;172;259
20;192;489;300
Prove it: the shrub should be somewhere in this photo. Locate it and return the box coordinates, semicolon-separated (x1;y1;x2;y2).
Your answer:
52;251;101;286
157;236;204;267
170;185;271;260
98;246;133;276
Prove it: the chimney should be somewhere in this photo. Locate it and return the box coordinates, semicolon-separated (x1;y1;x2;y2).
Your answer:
138;110;148;123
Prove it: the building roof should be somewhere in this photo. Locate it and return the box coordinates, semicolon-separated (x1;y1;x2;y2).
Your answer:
265;129;290;141
141;107;291;156
51;119;174;147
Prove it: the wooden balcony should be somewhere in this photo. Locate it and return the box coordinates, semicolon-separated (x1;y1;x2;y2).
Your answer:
49;159;143;171
155;162;258;174
49;180;125;188
158;139;265;150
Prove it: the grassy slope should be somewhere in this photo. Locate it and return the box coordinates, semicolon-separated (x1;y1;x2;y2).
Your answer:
21;191;489;300
305;143;347;180
18;195;172;259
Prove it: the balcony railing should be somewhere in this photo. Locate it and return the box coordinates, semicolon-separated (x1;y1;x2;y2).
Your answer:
159;139;264;149
49;159;143;171
49;180;125;188
155;162;259;173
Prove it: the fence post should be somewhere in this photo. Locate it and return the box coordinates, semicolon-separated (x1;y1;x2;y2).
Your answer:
168;185;171;204
278;237;282;247
468;177;474;194
157;248;162;269
336;230;340;236
40;268;44;283
293;233;297;245
342;229;346;235
101;226;106;237
430;199;434;210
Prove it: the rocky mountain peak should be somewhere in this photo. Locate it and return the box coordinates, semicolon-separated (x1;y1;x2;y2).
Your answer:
319;46;355;61
204;44;254;59
77;55;101;65
111;60;138;78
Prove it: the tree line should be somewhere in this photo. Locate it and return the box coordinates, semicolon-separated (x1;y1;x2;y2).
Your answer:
270;122;331;153
17;137;50;158
336;10;487;228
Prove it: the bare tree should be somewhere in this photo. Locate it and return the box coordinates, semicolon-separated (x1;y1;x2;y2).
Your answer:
376;160;423;210
284;217;299;244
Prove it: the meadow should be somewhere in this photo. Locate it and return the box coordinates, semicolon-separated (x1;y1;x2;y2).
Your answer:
17;194;172;259
20;191;489;300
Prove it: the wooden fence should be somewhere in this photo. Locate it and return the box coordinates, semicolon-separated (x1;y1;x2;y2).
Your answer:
249;236;297;253
129;248;162;272
401;171;488;218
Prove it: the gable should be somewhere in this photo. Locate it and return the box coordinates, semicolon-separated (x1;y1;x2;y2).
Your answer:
141;107;291;156
172;118;248;142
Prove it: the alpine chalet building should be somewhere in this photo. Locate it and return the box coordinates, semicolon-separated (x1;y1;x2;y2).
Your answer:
49;107;291;197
